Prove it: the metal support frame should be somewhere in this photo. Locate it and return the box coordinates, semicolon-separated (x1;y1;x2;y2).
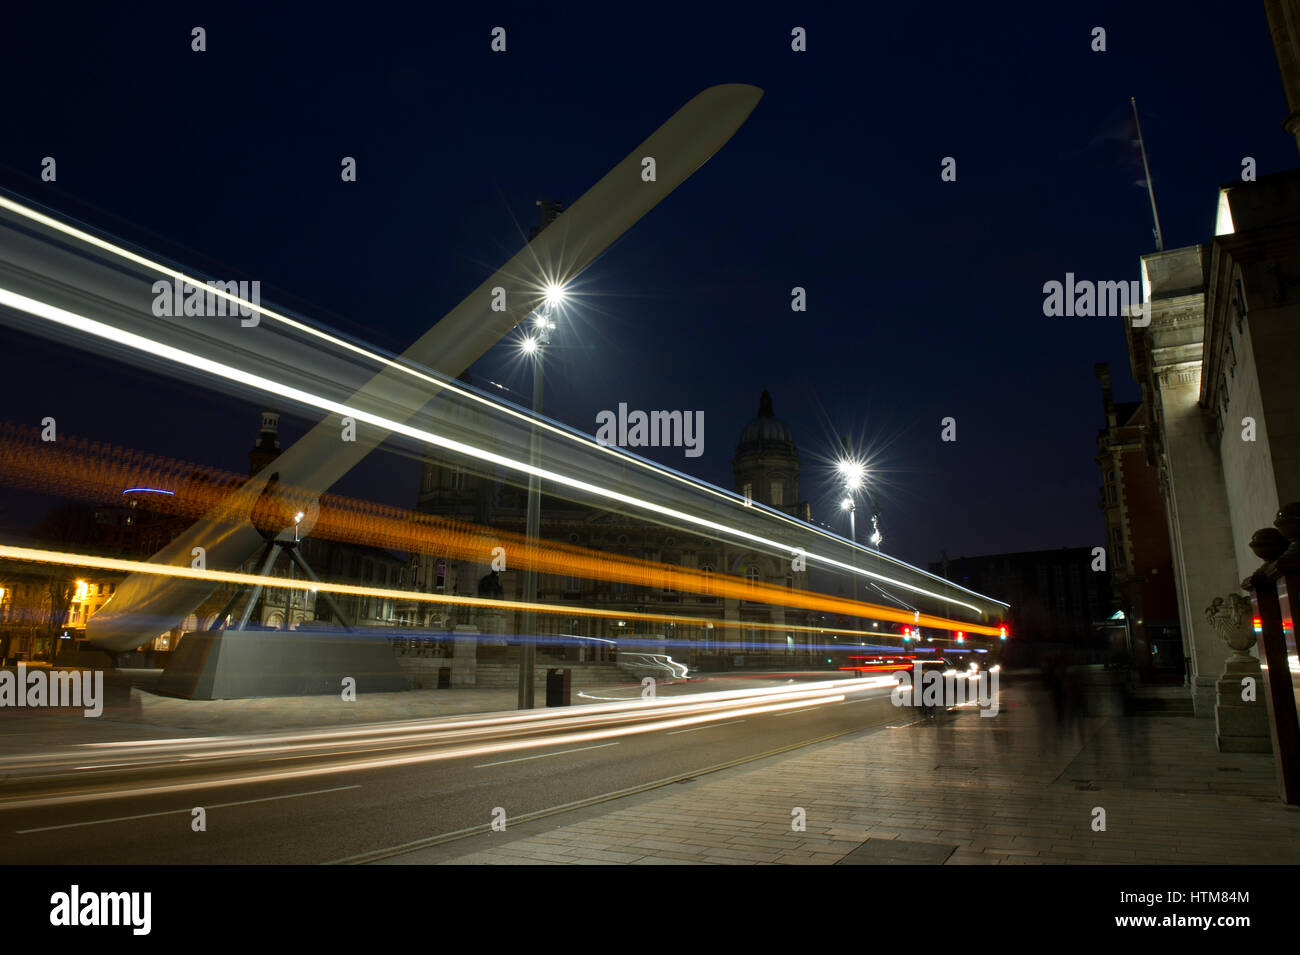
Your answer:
216;535;353;633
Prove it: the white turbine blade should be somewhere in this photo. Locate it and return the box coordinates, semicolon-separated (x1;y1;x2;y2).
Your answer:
87;84;763;651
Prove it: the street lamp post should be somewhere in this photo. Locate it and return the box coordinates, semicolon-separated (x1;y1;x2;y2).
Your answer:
837;453;865;638
517;286;563;709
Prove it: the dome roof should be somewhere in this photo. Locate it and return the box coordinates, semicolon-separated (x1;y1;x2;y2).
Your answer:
736;390;796;451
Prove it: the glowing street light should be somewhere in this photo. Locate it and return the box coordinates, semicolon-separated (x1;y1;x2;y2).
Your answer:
518;280;567;709
837;458;866;492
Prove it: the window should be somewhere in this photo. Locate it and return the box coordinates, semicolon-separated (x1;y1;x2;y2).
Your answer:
449;466;466;491
436;561;446;590
699;564;716;603
746;566;760;588
770;481;783;506
742;482;753;503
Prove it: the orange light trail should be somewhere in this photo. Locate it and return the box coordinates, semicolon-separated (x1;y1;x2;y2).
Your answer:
0;422;1005;636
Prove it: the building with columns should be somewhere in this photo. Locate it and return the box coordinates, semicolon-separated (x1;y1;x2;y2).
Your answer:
409;387;819;673
1118;5;1300;721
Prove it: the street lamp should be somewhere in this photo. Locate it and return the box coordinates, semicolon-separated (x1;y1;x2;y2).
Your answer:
835;453;865;642
517;284;565;709
838;451;882;551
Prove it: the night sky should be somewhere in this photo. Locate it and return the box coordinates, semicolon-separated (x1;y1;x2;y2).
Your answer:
0;2;1291;571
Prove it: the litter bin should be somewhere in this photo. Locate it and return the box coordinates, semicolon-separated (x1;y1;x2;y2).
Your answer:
546;667;571;707
437;666;451;689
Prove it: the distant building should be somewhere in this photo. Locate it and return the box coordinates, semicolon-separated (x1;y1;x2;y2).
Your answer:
930;547;1111;651
1093;363;1183;681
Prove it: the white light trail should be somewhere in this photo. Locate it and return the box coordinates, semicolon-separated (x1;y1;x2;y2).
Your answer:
0;192;1006;610
0;283;995;616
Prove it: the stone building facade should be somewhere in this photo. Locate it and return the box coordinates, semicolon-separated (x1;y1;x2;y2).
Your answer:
408;388;817;669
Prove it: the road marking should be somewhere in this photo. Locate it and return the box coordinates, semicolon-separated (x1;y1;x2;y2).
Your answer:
665;719;746;736
771;706;826;717
15;785;360;834
474;743;619;768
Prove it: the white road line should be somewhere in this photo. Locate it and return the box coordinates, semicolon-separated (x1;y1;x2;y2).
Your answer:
771;706;827;717
473;743;619;768
665;719;746;736
16;785;360;834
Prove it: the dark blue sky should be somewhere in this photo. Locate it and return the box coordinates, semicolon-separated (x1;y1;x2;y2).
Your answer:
0;1;1291;568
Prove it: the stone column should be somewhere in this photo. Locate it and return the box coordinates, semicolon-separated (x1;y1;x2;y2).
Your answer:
1137;247;1237;715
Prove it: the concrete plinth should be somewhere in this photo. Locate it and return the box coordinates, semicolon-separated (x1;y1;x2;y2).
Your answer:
1216;660;1272;753
1193;675;1219;717
158;629;409;700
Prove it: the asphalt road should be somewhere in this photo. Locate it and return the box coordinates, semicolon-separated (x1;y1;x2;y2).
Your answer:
0;677;904;864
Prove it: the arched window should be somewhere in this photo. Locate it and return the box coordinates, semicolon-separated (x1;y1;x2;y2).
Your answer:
699;564;716;604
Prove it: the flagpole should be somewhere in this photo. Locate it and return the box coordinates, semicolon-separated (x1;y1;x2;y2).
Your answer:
1131;96;1164;251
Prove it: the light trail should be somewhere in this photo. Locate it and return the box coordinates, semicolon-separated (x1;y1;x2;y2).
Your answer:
0;283;1000;620
0;542;1004;638
0;680;882;809
0;422;984;633
0;676;894;778
0;190;1003;611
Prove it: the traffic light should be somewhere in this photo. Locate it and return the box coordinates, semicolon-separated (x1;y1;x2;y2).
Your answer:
999;625;1008;640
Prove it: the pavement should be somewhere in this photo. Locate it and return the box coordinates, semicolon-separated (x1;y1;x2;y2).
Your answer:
398;679;1300;865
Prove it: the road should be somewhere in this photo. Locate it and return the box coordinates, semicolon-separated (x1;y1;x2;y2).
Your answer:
0;675;907;864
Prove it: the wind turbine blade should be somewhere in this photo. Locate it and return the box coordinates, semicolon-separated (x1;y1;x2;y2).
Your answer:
87;84;763;651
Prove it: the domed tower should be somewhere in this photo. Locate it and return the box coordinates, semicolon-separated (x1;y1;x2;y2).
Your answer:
732;390;809;520
249;409;280;476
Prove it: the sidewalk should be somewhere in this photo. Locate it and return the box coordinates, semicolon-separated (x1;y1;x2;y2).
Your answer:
422;680;1300;865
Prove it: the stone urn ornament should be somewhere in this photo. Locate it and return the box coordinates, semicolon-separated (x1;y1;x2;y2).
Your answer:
1207;592;1270;753
1205;593;1256;663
